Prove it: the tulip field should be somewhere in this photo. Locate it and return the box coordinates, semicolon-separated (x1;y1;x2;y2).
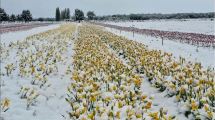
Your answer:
0;23;214;120
1;23;76;119
96;20;215;47
0;22;54;34
104;19;214;35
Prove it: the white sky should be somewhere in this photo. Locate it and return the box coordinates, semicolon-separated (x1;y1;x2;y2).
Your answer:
1;0;215;18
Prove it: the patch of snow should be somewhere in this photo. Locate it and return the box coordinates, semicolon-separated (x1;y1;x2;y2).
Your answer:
104;19;215;35
1;24;60;46
105;28;215;68
106;39;188;120
0;24;76;120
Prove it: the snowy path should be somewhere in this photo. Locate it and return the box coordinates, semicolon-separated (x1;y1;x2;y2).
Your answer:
105;28;215;69
105;44;188;120
0;24;76;120
139;78;187;120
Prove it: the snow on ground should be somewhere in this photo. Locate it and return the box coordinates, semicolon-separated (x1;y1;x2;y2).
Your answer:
1;24;59;45
105;27;215;69
104;19;215;35
1;22;214;120
140;77;187;120
106;44;188;120
0;24;76;120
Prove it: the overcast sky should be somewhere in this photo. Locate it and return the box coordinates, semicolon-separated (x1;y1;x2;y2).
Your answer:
1;0;215;18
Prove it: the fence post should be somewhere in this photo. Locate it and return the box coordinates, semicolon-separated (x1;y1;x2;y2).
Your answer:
132;25;135;38
161;37;164;46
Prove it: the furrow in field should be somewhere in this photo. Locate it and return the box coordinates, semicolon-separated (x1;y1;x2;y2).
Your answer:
66;24;175;120
94;24;214;120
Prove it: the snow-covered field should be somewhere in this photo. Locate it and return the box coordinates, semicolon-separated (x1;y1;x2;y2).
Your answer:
1;24;76;120
105;28;215;68
104;19;215;35
0;23;214;120
1;24;59;46
0;22;56;34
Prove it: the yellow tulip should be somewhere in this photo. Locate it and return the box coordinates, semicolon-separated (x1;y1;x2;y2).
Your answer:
136;113;142;118
145;101;152;109
148;112;159;120
118;101;123;108
1;98;10;111
191;101;198;111
207;111;213;119
134;79;141;86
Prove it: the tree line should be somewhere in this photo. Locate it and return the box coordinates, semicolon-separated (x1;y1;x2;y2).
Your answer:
1;7;214;22
0;8;33;22
96;12;215;21
56;10;214;21
55;7;96;21
55;8;70;21
0;7;96;22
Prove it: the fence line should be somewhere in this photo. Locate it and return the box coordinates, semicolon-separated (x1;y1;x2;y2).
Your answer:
93;22;215;48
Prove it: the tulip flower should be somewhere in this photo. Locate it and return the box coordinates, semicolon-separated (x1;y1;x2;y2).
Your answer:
1;98;10;112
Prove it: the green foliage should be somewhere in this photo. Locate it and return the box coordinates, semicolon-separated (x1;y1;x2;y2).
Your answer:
1;8;34;22
0;8;9;21
56;7;70;21
74;9;84;21
96;12;215;21
16;15;23;21
56;7;61;21
9;14;16;22
65;8;70;19
87;11;96;20
21;10;32;22
60;8;70;20
37;18;44;22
